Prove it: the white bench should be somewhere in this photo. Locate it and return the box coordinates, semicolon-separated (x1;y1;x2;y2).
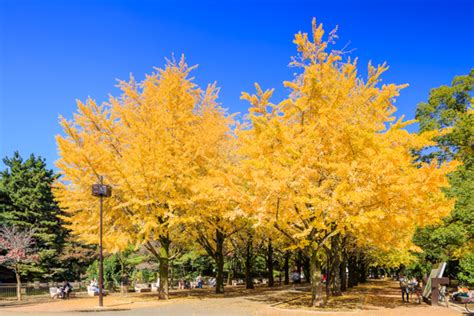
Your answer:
87;286;108;297
87;286;98;296
49;287;60;299
231;279;244;286
134;283;151;293
50;287;76;299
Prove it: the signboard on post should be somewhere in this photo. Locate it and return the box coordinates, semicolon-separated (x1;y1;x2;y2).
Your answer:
422;262;447;303
92;184;112;197
91;176;112;307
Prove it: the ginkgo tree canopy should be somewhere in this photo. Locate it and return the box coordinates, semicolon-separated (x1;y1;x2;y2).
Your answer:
54;57;234;253
237;18;457;262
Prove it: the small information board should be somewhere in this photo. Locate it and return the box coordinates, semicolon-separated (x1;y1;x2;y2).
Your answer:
92;184;112;197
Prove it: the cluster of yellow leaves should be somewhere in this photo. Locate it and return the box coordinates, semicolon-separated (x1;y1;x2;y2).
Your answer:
238;18;457;262
54;56;235;252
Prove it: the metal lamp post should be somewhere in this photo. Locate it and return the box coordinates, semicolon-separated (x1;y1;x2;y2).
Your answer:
92;176;112;307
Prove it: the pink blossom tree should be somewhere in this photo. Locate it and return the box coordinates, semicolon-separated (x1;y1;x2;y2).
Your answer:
0;226;37;301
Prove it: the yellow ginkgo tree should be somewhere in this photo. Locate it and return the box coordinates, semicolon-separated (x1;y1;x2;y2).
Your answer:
238;19;457;306
185;102;247;294
54;57;233;299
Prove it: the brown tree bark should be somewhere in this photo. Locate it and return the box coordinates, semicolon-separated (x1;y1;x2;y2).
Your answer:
215;229;225;293
340;250;347;292
325;252;331;303
309;249;323;307
332;261;342;296
331;238;342;296
227;270;232;286
15;269;21;301
348;254;358;288
196;228;227;294
284;251;290;285
302;253;310;284
228;254;236;285
295;251;302;284
158;236;170;299
245;236;254;289
358;255;367;284
266;239;274;287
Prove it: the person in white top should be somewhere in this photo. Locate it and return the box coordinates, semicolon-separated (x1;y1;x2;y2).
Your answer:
89;279;99;293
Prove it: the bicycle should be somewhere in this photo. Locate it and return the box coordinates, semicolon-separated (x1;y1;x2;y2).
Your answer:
407;284;422;304
438;285;449;307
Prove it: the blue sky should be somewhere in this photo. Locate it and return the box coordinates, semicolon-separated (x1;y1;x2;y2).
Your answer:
0;0;473;169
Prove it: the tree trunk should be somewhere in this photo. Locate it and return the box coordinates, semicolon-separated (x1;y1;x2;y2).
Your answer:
159;236;170;299
170;261;174;290
295;251;302;284
340;251;347;292
332;261;342;296
227;255;235;285
310;249;323;307
325;250;331;303
348;259;354;288
331;238;342;296
302;253;310;284
358;256;367;283
348;254;358;288
227;269;232;286
15;270;21;301
266;238;274;287
284;251;290;285
215;229;225;294
245;236;254;289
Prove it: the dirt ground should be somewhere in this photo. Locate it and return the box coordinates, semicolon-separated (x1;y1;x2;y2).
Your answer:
0;279;464;316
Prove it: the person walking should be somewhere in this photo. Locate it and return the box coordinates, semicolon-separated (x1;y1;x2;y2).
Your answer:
196;274;203;289
399;275;409;303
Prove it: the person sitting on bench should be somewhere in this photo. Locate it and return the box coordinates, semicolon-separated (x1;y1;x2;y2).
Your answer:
60;281;73;299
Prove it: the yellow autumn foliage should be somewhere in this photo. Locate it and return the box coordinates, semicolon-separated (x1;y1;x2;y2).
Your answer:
54;56;233;254
53;18;459;303
238;18;457;265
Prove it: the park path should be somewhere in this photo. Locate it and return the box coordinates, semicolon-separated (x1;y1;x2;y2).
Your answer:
0;280;463;316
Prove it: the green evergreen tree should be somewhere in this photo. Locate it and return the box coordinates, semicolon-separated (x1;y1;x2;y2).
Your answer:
0;151;65;279
414;70;474;284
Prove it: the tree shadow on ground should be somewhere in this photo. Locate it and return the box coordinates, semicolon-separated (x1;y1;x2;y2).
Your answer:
263;280;435;312
0;280;438;314
361;280;426;309
138;284;298;300
0;285;291;308
123;279;428;312
0;297;54;308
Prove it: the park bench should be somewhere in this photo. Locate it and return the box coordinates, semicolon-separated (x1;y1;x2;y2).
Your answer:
87;286;108;297
231;279;244;286
50;287;76;299
87;286;97;296
49;287;59;299
134;283;151;293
